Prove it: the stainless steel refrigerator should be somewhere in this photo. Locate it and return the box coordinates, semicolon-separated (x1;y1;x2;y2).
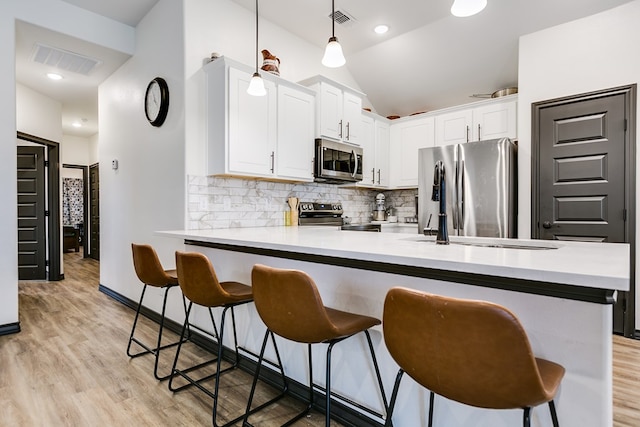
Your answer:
418;138;517;238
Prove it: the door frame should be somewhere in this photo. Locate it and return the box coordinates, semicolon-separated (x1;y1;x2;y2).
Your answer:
88;162;99;261
62;164;89;259
531;84;636;337
17;131;62;280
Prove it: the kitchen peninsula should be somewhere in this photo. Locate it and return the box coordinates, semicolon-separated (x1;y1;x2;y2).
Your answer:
159;226;629;427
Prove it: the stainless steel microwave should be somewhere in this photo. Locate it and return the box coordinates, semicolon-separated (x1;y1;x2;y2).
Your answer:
314;138;363;183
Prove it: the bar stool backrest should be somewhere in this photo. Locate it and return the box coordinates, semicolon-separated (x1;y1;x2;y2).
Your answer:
175;251;232;307
251;264;340;343
383;287;557;410
131;243;176;287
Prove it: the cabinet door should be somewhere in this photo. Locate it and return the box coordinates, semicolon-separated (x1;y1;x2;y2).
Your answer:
390;117;435;188
277;85;315;181
375;120;390;187
343;91;362;144
435;109;472;146
358;115;376;187
472;100;517;141
319;83;343;140
228;68;277;176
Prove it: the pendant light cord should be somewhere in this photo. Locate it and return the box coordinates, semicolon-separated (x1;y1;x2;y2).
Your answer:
255;0;259;73
331;0;335;38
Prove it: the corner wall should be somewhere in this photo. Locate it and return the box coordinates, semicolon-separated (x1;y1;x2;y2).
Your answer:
518;0;640;326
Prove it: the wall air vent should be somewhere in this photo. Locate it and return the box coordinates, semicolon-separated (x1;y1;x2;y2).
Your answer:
329;9;356;27
31;43;102;76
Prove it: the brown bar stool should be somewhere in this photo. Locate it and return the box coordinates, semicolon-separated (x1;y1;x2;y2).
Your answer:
382;287;565;427
169;251;253;427
243;264;390;427
128;243;188;380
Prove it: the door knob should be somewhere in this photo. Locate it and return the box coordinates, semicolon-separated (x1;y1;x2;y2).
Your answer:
542;221;552;229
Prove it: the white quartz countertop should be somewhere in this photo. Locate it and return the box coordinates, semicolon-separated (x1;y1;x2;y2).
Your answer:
158;227;629;292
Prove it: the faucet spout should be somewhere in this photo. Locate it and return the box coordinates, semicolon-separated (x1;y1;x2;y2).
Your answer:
431;161;449;245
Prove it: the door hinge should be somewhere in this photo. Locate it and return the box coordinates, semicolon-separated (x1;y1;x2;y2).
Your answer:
44;160;49;167
624;119;628;132
623;209;627;221
44;210;50;217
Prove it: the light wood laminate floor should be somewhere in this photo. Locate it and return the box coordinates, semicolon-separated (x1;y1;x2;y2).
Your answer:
1;251;639;426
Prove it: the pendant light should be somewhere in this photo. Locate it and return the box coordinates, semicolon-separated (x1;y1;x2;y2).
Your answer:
247;0;266;96
321;0;346;68
451;0;487;17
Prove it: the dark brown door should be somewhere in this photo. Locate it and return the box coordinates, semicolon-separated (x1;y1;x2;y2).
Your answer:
89;163;100;261
17;146;47;280
534;87;634;335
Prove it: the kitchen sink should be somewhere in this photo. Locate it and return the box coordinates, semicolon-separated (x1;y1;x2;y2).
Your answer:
407;236;559;250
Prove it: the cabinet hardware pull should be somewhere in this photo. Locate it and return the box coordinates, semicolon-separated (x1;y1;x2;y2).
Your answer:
270;151;275;173
346;122;350;140
466;125;469;143
339;120;343;138
478;124;481;141
371;168;375;184
377;169;381;185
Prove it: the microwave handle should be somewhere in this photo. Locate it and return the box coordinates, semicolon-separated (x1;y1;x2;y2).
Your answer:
351;149;359;178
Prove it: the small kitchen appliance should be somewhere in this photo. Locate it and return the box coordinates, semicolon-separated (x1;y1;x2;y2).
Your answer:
314;138;364;183
373;193;386;222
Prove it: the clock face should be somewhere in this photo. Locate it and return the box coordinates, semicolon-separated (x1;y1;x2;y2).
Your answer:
145;77;169;127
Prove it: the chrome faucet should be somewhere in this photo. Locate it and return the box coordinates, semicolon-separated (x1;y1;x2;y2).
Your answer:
431;161;449;245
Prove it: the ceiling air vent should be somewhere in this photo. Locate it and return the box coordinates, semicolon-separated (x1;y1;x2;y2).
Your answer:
31;43;102;76
329;9;356;27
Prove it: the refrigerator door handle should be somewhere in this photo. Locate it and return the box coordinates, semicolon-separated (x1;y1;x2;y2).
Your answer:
459;160;465;231
453;160;459;230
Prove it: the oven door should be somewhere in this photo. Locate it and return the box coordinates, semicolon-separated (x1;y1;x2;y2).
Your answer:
315;139;363;182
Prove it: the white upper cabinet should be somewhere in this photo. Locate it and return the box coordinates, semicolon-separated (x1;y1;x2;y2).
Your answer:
299;75;364;145
227;67;277;176
389;115;435;188
358;113;390;188
276;85;315;181
205;57;315;182
435;97;517;146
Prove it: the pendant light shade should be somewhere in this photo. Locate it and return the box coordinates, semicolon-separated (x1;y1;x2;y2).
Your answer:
322;0;346;68
322;36;346;68
247;72;266;96
247;0;266;96
451;0;487;17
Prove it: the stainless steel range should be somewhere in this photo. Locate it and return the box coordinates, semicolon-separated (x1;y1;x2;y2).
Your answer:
298;202;343;226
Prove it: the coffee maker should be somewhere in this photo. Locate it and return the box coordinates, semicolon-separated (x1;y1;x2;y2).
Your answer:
373;193;387;221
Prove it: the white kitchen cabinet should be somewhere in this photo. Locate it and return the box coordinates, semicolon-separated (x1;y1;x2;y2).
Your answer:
205;56;315;182
299;75;364;145
358;113;390;188
389;115;435;188
435;97;517;146
276;85;315;181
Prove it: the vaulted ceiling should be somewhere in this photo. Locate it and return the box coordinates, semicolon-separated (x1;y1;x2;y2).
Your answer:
15;0;633;137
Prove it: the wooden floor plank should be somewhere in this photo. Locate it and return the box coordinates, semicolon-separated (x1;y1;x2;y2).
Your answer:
1;251;638;426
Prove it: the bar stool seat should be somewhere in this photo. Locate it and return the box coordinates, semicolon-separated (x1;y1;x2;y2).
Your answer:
243;264;390;427
169;251;253;427
127;243;188;381
382;287;565;427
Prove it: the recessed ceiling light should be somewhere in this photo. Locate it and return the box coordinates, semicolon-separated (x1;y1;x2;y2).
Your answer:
46;72;63;81
72;122;82;128
374;25;389;34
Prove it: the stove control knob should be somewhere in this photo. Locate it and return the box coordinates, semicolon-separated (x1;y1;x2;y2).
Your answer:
337;204;342;211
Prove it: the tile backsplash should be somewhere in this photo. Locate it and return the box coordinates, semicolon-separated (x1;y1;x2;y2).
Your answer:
188;175;417;229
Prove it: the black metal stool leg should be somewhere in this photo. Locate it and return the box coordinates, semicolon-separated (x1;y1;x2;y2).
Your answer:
168;302;194;392
325;341;336;427
549;400;560;427
523;407;532;427
126;284;148;357
428;391;435;427
364;329;392;424
384;369;404;427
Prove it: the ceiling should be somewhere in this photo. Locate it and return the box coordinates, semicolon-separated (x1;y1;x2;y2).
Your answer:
14;0;633;137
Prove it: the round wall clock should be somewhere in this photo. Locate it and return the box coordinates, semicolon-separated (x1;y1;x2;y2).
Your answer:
144;77;169;127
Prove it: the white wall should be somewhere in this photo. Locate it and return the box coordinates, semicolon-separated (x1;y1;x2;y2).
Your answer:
97;0;186;318
61;134;91;165
518;0;640;326
16;83;62;142
88;133;99;165
183;0;364;176
0;0;134;329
